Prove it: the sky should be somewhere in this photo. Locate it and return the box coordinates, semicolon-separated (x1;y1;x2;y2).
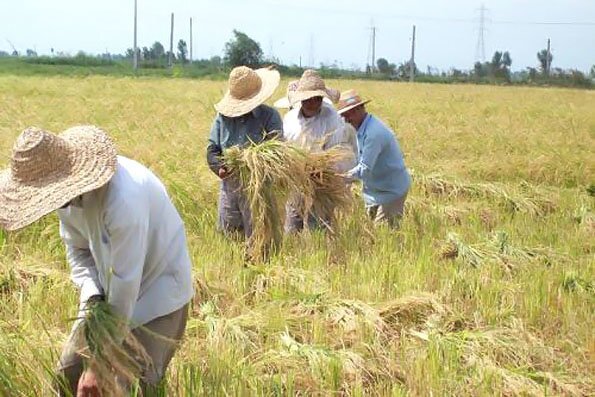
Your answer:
1;0;594;72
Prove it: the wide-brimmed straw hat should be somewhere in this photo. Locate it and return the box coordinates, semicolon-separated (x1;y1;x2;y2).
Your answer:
289;69;338;106
0;126;117;231
336;89;372;115
215;66;280;117
275;78;338;109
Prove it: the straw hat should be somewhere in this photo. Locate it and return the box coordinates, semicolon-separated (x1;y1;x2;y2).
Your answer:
0;126;117;231
275;79;338;109
289;69;338;106
336;89;371;115
273;80;299;109
215;66;280;117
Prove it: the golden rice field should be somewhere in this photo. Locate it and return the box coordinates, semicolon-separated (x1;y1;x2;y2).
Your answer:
0;74;594;396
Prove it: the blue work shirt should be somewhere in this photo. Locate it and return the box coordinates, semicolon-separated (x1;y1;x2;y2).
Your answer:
206;104;283;175
347;114;411;205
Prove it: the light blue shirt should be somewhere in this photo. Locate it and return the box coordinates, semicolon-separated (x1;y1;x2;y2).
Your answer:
347;114;411;205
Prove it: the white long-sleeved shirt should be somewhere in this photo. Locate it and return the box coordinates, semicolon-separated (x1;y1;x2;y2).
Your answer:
57;156;194;326
283;102;357;172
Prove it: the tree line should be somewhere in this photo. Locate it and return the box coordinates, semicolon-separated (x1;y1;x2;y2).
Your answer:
2;29;593;88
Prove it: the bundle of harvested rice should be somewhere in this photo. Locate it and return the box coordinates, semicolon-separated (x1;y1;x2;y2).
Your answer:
296;147;353;234
224;139;308;262
224;139;352;262
74;301;150;397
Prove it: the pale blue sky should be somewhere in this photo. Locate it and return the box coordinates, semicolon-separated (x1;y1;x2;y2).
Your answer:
1;0;594;72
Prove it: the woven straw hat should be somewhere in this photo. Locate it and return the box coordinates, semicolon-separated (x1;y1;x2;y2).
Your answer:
215;66;280;117
336;89;371;115
274;79;338;109
0;126;117;231
289;69;338;106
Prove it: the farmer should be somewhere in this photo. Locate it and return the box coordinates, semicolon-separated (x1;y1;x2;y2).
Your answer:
338;89;411;228
282;69;357;232
207;65;283;238
0;126;194;396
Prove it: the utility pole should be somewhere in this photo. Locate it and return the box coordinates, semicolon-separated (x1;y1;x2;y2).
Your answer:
475;3;487;62
168;12;174;68
371;25;376;73
546;38;551;76
409;25;416;82
189;17;193;64
133;0;138;71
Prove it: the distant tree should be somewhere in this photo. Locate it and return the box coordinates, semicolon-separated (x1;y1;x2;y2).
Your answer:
396;60;417;80
537;49;553;75
590;65;595;79
125;48;134;59
0;50;9;57
526;67;538;81
11;50;18;56
151;42;165;60
224;30;263;67
141;46;151;60
25;49;37;57
376;58;396;75
490;51;512;80
177;39;188;63
210;55;222;68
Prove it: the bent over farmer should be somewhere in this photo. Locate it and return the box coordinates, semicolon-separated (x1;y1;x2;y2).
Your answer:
338;89;411;228
0;126;194;396
207;66;283;238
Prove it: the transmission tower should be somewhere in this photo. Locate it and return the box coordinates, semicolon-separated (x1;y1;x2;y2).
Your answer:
475;4;488;62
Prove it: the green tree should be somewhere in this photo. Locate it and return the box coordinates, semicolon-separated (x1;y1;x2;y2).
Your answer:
376;58;396;75
537;49;553;75
224;30;263;67
490;51;512;80
589;65;595;79
151;42;165;60
177;40;188;63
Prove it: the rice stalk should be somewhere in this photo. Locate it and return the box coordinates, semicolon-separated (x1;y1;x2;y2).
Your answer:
413;172;557;216
224;139;309;262
224;139;352;262
74;301;151;397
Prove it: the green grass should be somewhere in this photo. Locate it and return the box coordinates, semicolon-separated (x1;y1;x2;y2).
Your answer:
0;75;593;395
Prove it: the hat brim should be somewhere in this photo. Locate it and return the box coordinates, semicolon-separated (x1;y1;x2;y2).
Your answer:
215;68;281;117
337;99;371;115
0;126;117;231
289;89;333;107
274;96;334;109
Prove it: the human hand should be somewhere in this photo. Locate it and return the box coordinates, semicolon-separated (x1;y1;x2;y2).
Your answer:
218;166;231;179
77;370;100;397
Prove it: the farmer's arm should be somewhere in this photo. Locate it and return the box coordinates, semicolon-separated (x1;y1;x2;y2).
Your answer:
59;219;103;305
346;132;384;180
104;200;148;323
207;116;224;175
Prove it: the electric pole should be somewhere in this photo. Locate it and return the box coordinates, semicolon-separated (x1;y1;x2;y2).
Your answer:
410;25;416;82
169;12;174;68
546;38;551;76
475;3;487;62
189;17;193;64
371;25;376;73
133;0;138;71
